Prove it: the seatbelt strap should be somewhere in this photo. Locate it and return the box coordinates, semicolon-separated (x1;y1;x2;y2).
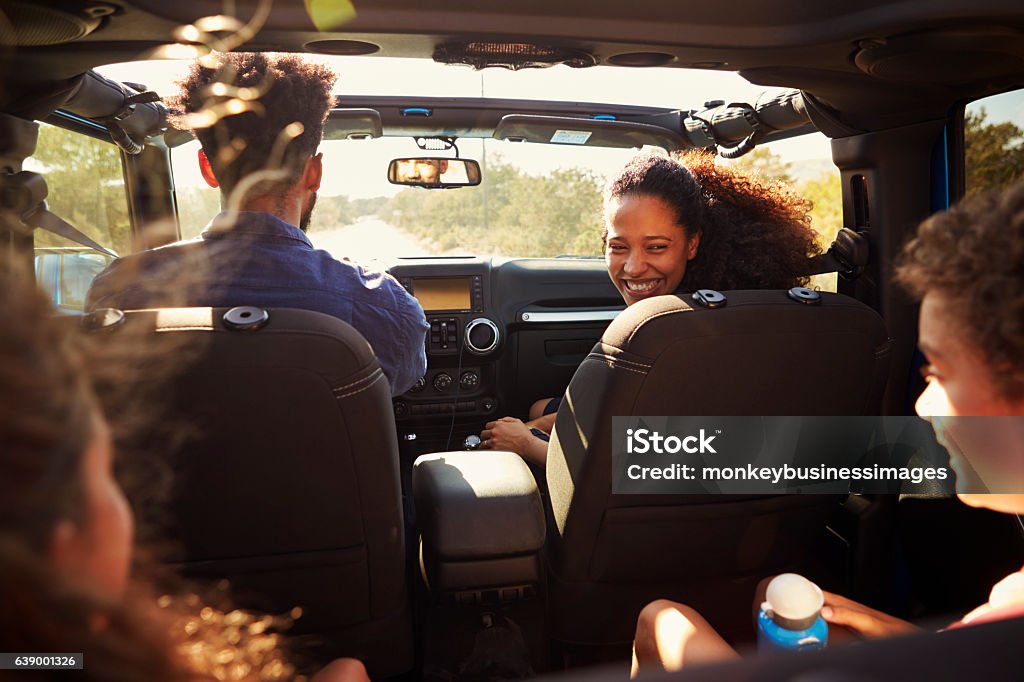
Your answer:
1;170;118;258
25;203;118;258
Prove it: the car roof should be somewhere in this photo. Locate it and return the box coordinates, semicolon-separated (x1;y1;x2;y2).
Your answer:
4;1;1024;133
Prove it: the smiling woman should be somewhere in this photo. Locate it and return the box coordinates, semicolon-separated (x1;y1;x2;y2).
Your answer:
605;193;700;304
603;151;821;299
481;150;822;462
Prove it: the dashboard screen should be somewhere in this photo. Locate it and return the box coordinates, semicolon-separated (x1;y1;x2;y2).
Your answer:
413;277;471;311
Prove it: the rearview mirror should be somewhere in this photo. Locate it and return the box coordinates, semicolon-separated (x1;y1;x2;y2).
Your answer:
388;157;481;188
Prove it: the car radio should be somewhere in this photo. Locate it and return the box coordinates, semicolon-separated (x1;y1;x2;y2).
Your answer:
399;275;483;314
400;275;488;356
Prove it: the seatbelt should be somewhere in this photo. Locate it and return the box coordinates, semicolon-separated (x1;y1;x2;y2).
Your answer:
803;227;869;279
23;203;118;258
1;170;118;258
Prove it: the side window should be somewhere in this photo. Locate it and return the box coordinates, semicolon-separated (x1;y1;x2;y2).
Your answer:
24;122;129;312
170;140;221;240
964;88;1024;196
60;252;113;309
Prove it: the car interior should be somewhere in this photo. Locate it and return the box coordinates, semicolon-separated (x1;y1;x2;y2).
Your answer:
2;0;1024;679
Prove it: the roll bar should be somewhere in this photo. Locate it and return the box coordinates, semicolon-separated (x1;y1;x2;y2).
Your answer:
61;70;169;154
680;89;812;158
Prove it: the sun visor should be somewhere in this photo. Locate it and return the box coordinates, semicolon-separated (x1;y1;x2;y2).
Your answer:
165;107;383;148
493;114;686;151
322;108;384;140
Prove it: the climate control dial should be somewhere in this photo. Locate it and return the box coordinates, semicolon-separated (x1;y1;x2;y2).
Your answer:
432;372;453;392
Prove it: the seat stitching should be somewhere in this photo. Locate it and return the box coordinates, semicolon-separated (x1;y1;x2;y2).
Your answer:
608;365;649;376
332;370;383;394
589;355;652;369
625;309;692;343
335;371;385;399
585;355;649;376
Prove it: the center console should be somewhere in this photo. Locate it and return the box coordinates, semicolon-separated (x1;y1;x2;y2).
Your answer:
391;259;502;430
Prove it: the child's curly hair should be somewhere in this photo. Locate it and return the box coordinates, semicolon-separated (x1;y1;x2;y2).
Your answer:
896;182;1024;399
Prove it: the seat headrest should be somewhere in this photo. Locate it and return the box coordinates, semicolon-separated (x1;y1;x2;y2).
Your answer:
585;289;891;416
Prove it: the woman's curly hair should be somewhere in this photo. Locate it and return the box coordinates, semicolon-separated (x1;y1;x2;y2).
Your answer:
169;52;336;197
604;151;820;291
896;182;1024;399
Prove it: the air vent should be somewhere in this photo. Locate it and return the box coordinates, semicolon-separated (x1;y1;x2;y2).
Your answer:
433;41;596;71
0;1;106;46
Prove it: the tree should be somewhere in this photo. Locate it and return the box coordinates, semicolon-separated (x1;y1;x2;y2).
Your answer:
799;171;843;250
381;158;605;257
31;124;132;254
964;108;1024;196
724;147;794;185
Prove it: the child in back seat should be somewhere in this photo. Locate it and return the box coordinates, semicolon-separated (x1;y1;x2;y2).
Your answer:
630;181;1024;675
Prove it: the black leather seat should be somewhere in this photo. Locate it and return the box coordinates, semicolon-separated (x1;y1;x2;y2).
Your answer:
98;306;412;677
544;290;891;660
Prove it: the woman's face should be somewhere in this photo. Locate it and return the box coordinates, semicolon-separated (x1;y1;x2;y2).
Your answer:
914;292;1024;513
49;415;135;598
605;194;700;306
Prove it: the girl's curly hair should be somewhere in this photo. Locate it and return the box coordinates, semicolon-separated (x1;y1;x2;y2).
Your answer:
604;151;821;291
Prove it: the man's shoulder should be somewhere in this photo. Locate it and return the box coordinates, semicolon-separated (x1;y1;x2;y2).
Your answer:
109;237;206;267
307;251;416;305
87;238;210;307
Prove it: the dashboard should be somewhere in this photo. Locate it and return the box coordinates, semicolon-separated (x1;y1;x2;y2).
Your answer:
388;257;624;452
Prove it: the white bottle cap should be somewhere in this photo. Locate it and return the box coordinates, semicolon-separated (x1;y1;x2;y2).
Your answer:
765;573;824;621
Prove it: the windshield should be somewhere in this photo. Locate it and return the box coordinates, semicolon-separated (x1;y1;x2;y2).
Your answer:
100;57;836;264
171;137;655;260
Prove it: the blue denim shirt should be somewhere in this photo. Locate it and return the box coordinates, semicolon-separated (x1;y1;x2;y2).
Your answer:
87;212;428;396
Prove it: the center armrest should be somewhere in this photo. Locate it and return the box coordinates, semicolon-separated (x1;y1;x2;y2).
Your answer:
413;450;546;592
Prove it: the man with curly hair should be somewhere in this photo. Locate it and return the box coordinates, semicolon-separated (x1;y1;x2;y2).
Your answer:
87;53;428;396
627;181;1024;675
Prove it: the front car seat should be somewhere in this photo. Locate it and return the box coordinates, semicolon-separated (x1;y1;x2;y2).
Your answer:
95;306;412;678
545;290;891;661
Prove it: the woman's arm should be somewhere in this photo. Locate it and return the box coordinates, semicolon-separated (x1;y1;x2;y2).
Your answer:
526;411;556;434
481;417;550;465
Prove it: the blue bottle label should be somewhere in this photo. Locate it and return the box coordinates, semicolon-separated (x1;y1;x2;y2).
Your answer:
757;609;828;652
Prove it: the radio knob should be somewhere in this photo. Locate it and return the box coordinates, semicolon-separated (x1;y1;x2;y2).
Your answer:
409;376;426;393
465;318;500;355
460;371;479;389
433;373;453;392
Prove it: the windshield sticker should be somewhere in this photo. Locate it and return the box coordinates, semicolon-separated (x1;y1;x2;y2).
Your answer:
551;130;592;145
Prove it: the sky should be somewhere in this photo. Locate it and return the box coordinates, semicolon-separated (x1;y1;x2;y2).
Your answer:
966;88;1024;127
98;56;836;199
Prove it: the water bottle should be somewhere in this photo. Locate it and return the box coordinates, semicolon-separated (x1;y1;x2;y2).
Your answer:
757;573;828;652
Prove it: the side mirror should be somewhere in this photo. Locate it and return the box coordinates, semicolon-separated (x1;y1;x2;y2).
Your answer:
388;157;481;188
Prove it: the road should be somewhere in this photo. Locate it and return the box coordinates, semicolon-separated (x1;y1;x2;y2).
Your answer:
308;216;434;264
